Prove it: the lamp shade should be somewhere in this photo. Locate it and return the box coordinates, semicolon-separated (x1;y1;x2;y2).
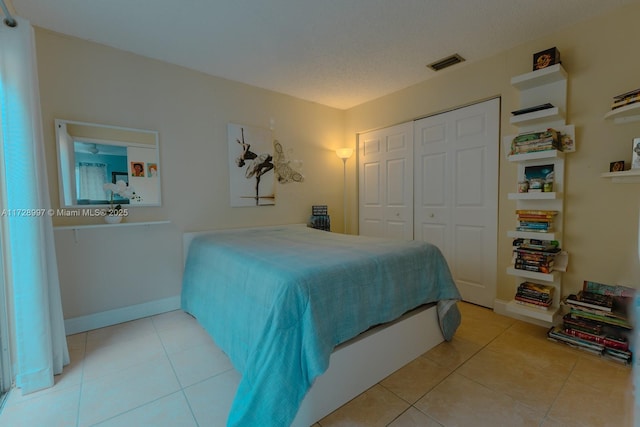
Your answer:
336;147;353;160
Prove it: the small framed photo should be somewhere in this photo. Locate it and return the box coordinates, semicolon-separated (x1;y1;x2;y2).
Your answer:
147;163;158;177
111;171;128;184
633;138;640;169
533;47;560;71
610;161;625;172
131;161;145;177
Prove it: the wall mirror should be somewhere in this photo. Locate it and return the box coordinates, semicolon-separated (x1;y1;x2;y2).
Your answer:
55;119;161;208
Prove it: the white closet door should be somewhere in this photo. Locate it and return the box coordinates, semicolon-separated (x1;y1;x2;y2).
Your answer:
358;122;413;240
414;98;499;308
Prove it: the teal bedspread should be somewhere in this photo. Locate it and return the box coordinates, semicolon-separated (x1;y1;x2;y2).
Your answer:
181;225;461;426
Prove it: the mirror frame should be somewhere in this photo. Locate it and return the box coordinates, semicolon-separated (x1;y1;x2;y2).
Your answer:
55;119;161;208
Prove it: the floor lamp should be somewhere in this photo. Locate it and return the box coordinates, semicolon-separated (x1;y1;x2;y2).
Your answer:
336;148;353;233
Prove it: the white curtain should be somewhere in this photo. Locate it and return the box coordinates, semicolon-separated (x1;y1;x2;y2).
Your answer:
0;17;69;394
77;162;108;201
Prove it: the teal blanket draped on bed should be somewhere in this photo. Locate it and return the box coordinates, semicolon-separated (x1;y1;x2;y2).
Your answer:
181;225;461;426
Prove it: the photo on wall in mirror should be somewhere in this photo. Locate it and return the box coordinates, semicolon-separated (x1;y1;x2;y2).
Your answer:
131;161;145;177
632;138;640;169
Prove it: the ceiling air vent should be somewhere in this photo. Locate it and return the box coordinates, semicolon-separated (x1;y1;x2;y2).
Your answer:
427;54;465;71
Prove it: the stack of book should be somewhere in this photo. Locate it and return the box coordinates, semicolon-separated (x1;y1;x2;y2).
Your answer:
514;281;554;310
510;128;560;155
513;247;558;273
516;209;557;233
547;281;634;364
512;237;559;252
611;88;640;110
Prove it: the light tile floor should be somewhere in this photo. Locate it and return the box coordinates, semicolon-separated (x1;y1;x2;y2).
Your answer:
0;302;633;426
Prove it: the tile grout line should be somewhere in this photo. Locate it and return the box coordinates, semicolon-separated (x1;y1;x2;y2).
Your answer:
151;314;201;427
75;332;89;427
82;318;196;426
391;314;519;426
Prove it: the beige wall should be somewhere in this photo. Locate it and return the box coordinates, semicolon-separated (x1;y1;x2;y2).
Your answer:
38;3;640;323
36;29;346;321
38;30;346;232
345;2;640;301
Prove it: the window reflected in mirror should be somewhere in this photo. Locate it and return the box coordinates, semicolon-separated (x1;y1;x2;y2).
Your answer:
55;119;161;207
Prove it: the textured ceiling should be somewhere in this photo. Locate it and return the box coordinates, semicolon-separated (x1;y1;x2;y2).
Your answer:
9;0;639;109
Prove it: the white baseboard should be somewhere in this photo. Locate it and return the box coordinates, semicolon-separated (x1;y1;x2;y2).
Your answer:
64;296;181;335
493;298;551;327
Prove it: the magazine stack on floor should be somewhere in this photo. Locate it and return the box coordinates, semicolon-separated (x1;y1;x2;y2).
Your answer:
547;281;634;364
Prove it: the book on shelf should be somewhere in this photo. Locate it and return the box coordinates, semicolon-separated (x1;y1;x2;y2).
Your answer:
516;226;555;233
517;220;554;228
515;258;554;267
516;210;558;216
514;292;552;305
515;254;556;264
510;129;561;155
516;215;556;222
511;103;554;116
517;290;553;301
514;264;553;274
514;299;551;310
565;292;613;312
518;281;554;295
516;212;557;218
611;94;640;110
613;87;640;101
512;238;560;252
514;247;559;257
611;88;640;110
517;223;553;232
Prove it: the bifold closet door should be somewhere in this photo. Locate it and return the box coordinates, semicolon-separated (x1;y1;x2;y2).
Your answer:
414;98;499;308
358;122;413;240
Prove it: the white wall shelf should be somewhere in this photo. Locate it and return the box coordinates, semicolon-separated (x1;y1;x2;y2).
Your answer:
505;300;559;323
54;220;171;231
507;230;559;241
509;107;563;127
508;191;561;201
600;169;640;183
508;150;564;163
510;64;567;90
506;267;560;283
603;102;640;124
505;64;570;326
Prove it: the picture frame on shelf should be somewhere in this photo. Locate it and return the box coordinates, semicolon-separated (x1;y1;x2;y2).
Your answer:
633;138;640;169
524;164;554;192
610;161;625;172
532;47;560;71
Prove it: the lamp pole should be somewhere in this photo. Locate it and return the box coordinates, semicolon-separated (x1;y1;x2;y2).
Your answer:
335;148;353;234
342;157;347;233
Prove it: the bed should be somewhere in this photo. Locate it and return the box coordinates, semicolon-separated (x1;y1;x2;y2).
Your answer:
181;224;461;426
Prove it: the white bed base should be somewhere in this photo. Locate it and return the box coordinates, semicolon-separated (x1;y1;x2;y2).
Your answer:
182;228;444;426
